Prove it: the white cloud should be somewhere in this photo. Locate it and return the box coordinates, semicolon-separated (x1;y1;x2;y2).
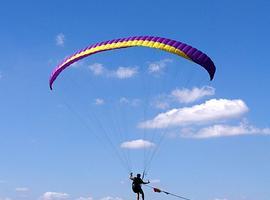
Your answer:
150;179;160;183
119;97;141;106
0;198;12;200
152;101;170;110
88;64;137;79
71;61;85;68
100;196;123;200
15;187;29;192
76;197;93;200
151;86;215;110
120;139;155;149
113;67;137;79
150;94;171;110
56;33;65;46
148;59;172;74
119;97;129;104
89;63;104;75
40;192;69;200
171;86;215;103
95;98;105;105
181;121;270;139
139;99;248;129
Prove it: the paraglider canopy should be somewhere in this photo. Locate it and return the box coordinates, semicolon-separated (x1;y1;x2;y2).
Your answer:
49;36;216;89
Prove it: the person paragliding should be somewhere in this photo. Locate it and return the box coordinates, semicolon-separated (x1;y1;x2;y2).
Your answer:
50;35;216;200
130;172;150;200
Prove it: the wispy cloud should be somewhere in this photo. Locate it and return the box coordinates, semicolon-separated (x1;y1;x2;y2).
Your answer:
120;139;155;149
152;101;170;110
151;86;215;110
119;97;141;106
0;197;12;200
56;33;65;46
94;98;105;105
100;196;123;200
40;192;69;200
181;121;270;139
89;63;105;75
171;86;215;103
71;61;85;68
139;99;248;129
15;187;29;192
112;67;138;79
148;59;172;74
76;197;93;200
88;63;137;79
150;179;160;183
119;97;129;104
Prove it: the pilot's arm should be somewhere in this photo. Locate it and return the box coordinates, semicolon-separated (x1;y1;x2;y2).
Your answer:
129;173;134;180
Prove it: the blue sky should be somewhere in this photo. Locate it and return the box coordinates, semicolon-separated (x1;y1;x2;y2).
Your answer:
1;0;270;200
